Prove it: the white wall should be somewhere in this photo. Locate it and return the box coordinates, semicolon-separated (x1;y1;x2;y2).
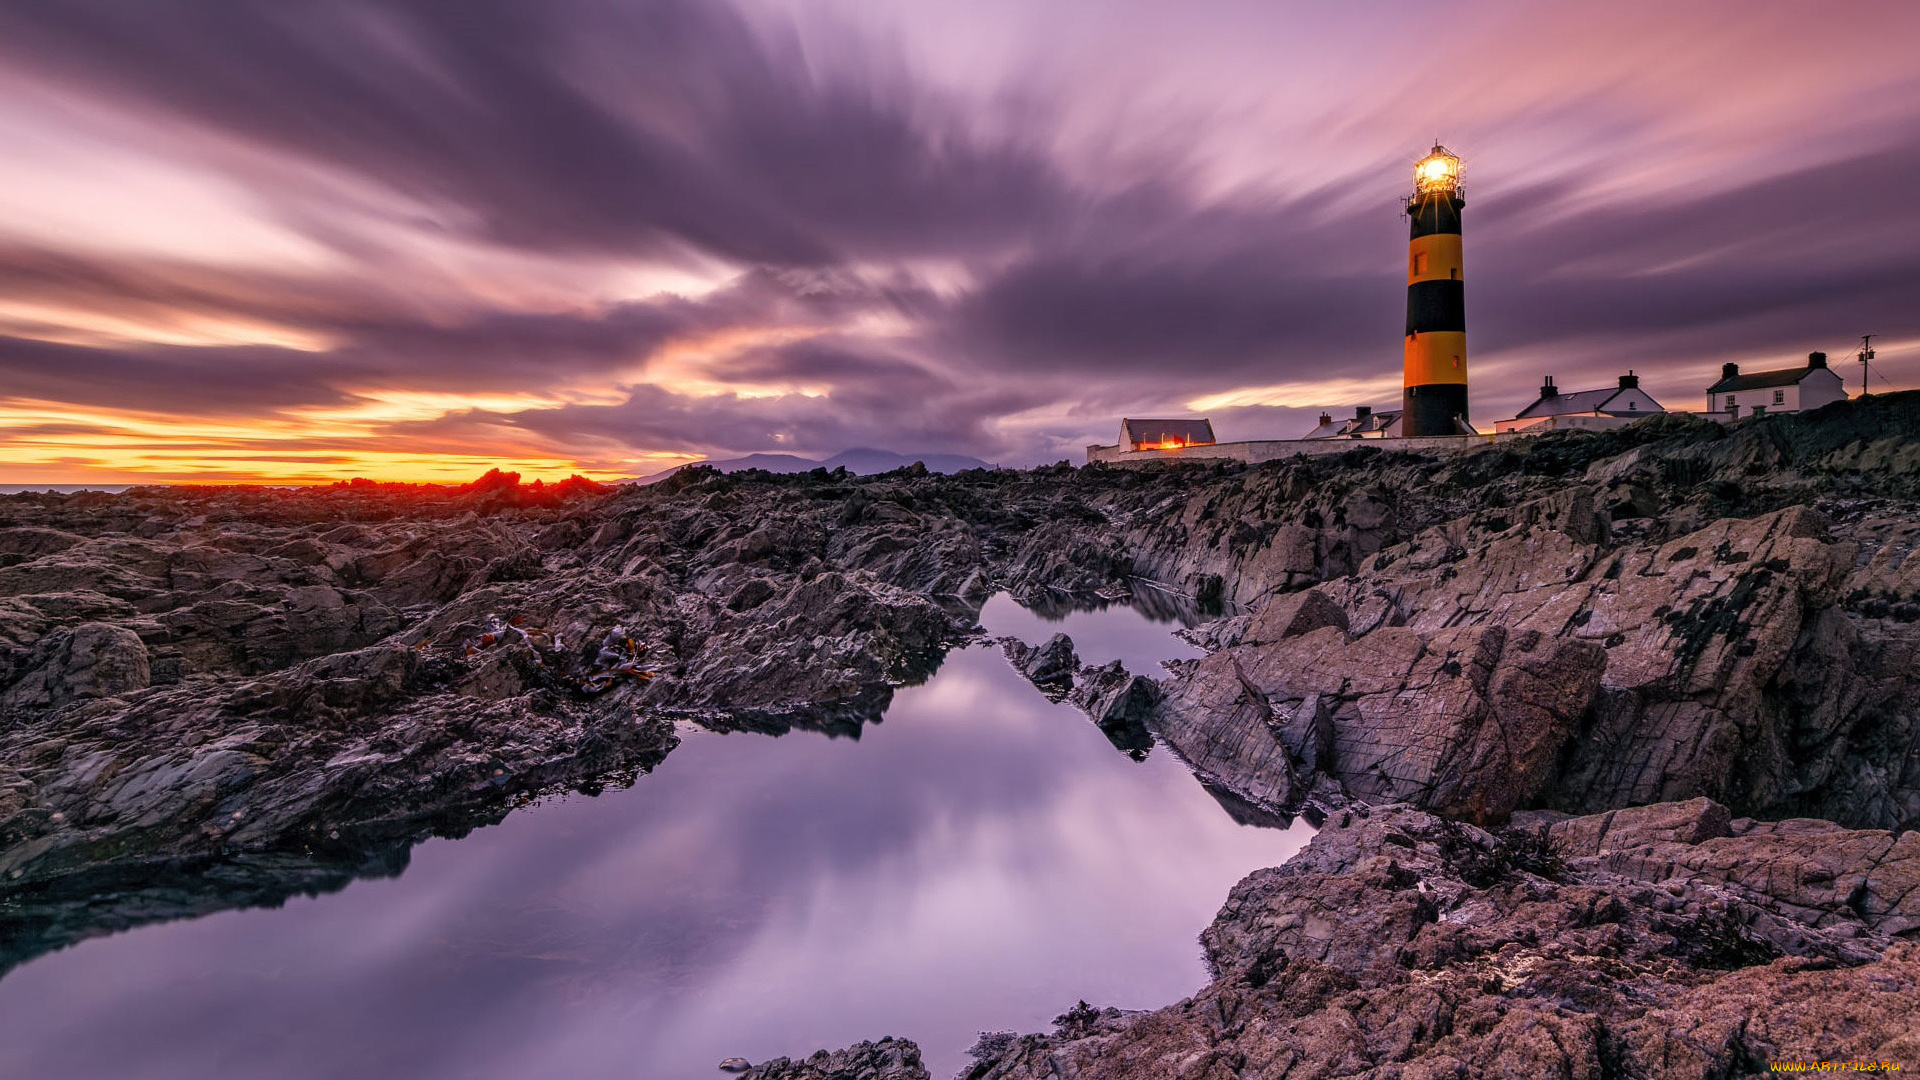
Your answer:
1800;368;1848;410
1708;370;1848;417
1494;413;1648;435
1604;387;1663;415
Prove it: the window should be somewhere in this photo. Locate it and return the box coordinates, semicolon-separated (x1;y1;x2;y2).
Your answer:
1726;394;1736;411
1450;268;1459;280
1773;389;1785;405
1628;401;1637;410
1412;252;1427;275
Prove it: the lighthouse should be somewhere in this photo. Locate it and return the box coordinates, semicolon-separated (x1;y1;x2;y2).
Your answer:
1402;143;1469;436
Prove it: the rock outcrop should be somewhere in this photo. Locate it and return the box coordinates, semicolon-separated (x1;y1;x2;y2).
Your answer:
959;801;1920;1079
1142;399;1920;834
740;1037;930;1080
0;467;1043;966
1;621;149;711
8;395;1920;1071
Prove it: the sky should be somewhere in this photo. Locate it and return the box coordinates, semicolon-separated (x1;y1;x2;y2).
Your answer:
0;0;1915;484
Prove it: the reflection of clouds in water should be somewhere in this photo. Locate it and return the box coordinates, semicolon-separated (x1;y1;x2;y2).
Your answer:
0;605;1309;1080
979;593;1205;676
485;640;1304;1078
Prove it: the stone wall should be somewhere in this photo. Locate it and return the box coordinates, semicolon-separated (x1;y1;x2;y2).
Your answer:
1085;434;1497;466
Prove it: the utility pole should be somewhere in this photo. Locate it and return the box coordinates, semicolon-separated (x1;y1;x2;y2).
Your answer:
1859;334;1877;397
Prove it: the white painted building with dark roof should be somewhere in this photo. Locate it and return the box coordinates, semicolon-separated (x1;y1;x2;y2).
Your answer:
1493;372;1664;434
1706;352;1847;419
1301;405;1403;439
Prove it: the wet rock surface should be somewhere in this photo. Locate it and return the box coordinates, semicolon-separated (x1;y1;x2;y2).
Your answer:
0;465;1108;967
8;397;1920;1074
739;1037;930;1080
954;801;1920;1079
1148;399;1920;834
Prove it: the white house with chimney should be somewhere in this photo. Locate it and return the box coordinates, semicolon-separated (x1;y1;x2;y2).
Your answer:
1493;372;1665;435
1301;405;1403;439
1706;352;1848;419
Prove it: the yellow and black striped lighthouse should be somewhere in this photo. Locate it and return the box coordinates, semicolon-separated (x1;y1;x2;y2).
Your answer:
1402;143;1469;436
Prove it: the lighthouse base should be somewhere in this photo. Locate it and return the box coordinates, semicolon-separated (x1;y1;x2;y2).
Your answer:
1402;383;1470;438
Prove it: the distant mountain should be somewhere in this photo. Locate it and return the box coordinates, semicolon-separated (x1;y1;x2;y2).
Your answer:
636;447;994;484
818;448;996;474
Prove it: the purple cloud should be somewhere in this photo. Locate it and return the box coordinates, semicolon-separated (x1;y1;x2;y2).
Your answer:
0;0;1913;475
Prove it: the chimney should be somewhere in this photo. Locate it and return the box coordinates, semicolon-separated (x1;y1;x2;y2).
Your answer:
1540;375;1558;399
1319;412;1332;427
1808;351;1828;369
1722;362;1740;380
1355;405;1373;420
1618;370;1639;389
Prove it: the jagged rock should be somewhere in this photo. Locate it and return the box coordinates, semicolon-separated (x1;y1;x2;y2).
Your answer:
0;527;88;564
1070;660;1159;730
1546;795;1734;852
961;803;1920;1080
1150;662;1303;813
1332;502;1868;823
1000;632;1079;700
741;1037;928;1080
1154;463;1920;831
1065;660;1160;756
9;396;1920;1033
1547;798;1920;939
1158;623;1605;824
1238;588;1348;646
1001;641;1160;755
1172;613;1249;652
1;622;149;712
1274;692;1336;775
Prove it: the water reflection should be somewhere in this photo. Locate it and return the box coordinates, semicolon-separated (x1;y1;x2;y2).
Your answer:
976;593;1205;677
0;601;1308;1080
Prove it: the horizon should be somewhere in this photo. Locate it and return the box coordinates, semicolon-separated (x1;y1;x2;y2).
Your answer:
0;444;1001;490
0;0;1916;485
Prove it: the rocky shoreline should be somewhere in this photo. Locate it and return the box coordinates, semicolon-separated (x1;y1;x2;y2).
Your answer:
7;394;1920;1073
737;797;1920;1079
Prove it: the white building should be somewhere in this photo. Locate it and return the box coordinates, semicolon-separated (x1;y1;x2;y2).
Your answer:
1706;353;1848;419
1111;418;1216;451
1301;405;1403;439
1493;372;1664;434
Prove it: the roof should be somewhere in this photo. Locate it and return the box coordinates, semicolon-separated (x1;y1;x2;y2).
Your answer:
1516;388;1623;418
1303;409;1402;439
1121;418;1215;446
1514;382;1666;420
1354;409;1401;434
1708;365;1834;393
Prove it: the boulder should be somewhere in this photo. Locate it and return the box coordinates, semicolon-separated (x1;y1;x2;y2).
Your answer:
1157;623;1606;824
1000;632;1079;700
1240;588;1348;646
2;622;149;712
